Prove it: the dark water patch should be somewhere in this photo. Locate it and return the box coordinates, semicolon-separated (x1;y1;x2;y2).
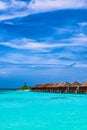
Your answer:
50;96;68;100
0;92;5;94
0;90;8;94
69;95;87;99
0;90;16;95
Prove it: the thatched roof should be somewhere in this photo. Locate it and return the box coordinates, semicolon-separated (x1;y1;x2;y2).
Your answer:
64;82;71;87
43;84;50;87
44;83;53;87
58;82;65;87
52;83;59;87
34;83;50;88
41;83;59;88
33;83;65;88
34;84;42;88
80;81;87;87
71;81;80;87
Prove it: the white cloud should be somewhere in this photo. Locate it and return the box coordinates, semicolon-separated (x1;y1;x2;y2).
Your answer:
0;38;50;52
11;0;27;8
0;0;87;21
0;65;25;76
29;0;86;13
0;52;60;64
55;27;72;35
75;63;87;68
0;1;8;10
0;33;87;72
68;33;87;44
3;21;14;25
0;50;86;77
79;22;87;26
0;34;87;51
0;0;29;21
0;46;85;69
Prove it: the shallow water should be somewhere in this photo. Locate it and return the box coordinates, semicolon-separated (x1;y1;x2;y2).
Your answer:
0;91;87;130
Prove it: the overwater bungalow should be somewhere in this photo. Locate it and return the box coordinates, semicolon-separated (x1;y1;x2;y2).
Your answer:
43;83;53;92
77;81;87;94
31;82;68;93
31;84;43;91
48;83;59;93
40;84;52;92
31;83;60;93
47;82;65;93
31;83;51;92
64;82;71;87
30;81;87;94
43;82;67;93
56;82;68;93
63;82;71;93
68;81;80;93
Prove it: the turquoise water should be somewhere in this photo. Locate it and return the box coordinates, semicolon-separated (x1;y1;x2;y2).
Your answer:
0;91;87;130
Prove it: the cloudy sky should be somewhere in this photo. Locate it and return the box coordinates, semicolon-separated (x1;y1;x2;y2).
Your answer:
0;0;87;88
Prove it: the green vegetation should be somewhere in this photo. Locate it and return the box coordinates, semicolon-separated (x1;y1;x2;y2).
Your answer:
17;82;31;91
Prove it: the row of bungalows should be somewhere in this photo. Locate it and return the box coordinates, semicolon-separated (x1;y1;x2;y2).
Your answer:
31;81;87;94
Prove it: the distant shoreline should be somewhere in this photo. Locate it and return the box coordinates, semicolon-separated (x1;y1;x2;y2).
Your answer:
0;88;16;90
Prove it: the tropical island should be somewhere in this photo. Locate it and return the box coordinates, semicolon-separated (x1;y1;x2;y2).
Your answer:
17;81;87;94
17;82;31;91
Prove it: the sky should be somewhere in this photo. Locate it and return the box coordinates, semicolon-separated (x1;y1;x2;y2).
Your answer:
0;0;87;88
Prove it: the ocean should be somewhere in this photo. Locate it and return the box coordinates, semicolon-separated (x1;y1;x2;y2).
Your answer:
0;90;87;130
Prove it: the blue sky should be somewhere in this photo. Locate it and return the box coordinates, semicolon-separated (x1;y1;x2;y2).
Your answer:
0;0;87;88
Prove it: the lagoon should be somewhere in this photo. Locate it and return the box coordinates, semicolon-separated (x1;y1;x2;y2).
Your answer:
0;91;87;130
